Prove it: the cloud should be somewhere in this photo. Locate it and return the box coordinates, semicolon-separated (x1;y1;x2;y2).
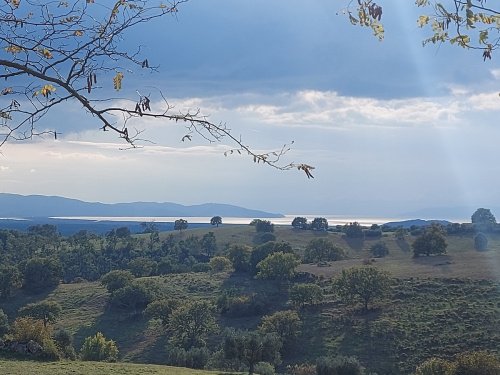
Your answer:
0;166;9;172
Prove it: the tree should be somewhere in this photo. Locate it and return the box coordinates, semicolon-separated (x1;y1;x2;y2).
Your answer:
145;298;180;326
472;208;497;225
370;241;389;258
304;238;346;263
201;232;217;258
54;328;77;360
18;301;62;327
474;232;488;251
311;217;328;231
316;355;364;375
0;264;21;299
453;351;500;375
228;244;252;273
174;219;189;233
344;222;364;239
0;309;9;336
289;283;324;308
258;310;302;350
80;332;119;362
0;0;312;177
22;256;62;293
335;266;390;311
224;330;282;375
210;216;223;228
250;241;294;274
413;224;448;257
168;300;218;348
256;252;300;282
209;256;232;273
414;357;454;375
346;1;500;60
100;270;135;293
292;217;308;230
109;281;157;312
254;220;274;233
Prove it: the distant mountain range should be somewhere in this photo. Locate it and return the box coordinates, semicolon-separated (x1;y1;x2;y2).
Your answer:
0;193;284;218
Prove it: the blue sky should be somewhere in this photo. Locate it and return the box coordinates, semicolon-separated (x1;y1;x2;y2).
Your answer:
1;1;499;218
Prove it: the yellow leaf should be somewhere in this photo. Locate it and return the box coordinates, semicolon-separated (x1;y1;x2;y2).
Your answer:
417;15;430;28
113;72;124;91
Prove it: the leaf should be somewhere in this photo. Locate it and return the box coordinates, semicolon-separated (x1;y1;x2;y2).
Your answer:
113;72;124;91
417;15;430;27
74;30;84;37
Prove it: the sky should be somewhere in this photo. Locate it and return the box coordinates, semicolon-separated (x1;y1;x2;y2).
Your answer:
1;0;500;219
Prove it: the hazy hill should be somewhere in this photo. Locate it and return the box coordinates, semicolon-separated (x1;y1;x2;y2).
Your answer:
0;193;283;218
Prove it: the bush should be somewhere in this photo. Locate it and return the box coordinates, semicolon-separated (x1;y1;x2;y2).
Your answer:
54;328;77;360
289;284;324;307
316;355;363;375
192;262;211;273
287;363;317;375
304;239;346;263
11;317;60;360
414;357;453;375
166;346;211;369
209;256;232;273
80;332;119;362
453;351;500;375
0;309;9;336
474;233;488;251
343;222;364;239
253;232;277;245
100;270;134;293
370;242;389;258
254;362;275;375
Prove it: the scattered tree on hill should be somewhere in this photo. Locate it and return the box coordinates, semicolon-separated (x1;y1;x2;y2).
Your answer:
474;232;489;251
80;332;119;362
344;222;364;238
22;256;62;293
289;283;324;308
335;266;390;311
210;216;223;227
100;270;135;293
11;316;60;359
311;217;328;231
109;281;157;312
18;301;62;328
259;310;302;350
224;330;282;375
256;252;300;282
471;208;497;225
394;227;408;241
169;300;218;348
145;298;180;326
201;232;217;258
292;217;308;230
228;244;252;273
174;219;189;233
304;238;346;263
54;328;77;360
370;242;389;258
0;264;21;299
252;219;274;233
316;355;363;375
250;241;293;274
412;224;448;257
209;256;233;273
127;257;157;277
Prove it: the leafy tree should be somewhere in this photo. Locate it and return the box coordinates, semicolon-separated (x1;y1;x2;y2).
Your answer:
311;217;328;231
22;256;62;293
370;242;389;258
201;232;217;258
174;219;189;233
250;241;293;274
471;208;497;231
0;264;21;299
109;281;157;312
210;216;223;227
18;301;62;327
256;252;300;282
209;256;233;273
289;283;324;308
166;346;211;370
145;298;180;326
169;300;218;348
253;232;277;245
11;316;63;360
80;332;119;362
316;355;363;375
115;227;131;239
0;309;9;336
394;227;408;241
258;310;301;350
228;244;252;273
413;224;448;257
100;270;135;293
335;266;390;311
474;232;488;251
292;217;308;230
453;351;500;375
344;222;364;239
54;328;77;360
254;220;274;233
224;330;282;375
127;257;157;277
304;238;346;263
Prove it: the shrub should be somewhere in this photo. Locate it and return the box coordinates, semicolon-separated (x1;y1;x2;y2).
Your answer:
100;270;134;293
209;256;232;273
289;284;324;308
414;357;453;375
253;232;277;245
316;355;363;375
166;346;211;369
0;309;9;336
80;332;119;362
254;362;276;375
474;233;488;251
54;328;77;360
370;242;389;258
453;351;500;375
192;262;211;273
304;239;346;263
287;363;317;375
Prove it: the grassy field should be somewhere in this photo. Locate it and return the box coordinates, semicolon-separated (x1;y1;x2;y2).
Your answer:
2;225;500;373
0;359;229;375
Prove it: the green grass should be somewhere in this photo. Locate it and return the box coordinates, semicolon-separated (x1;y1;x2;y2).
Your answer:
0;359;230;375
